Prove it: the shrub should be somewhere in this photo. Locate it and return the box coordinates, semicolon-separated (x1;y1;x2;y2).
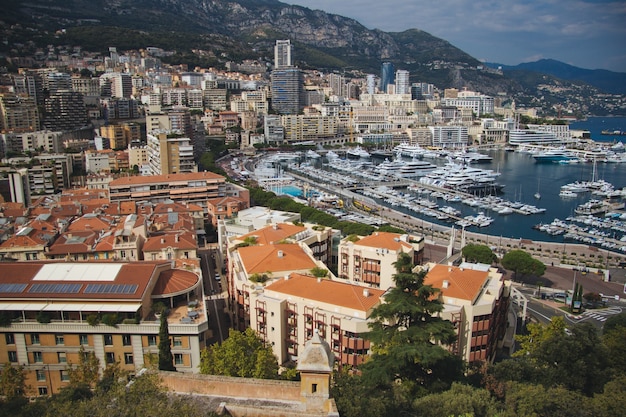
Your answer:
86;314;100;326
36;311;51;324
101;313;119;327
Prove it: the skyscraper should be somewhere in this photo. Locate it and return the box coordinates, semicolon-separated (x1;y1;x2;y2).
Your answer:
270;68;304;115
380;62;395;94
274;40;293;69
395;70;410;95
366;74;376;95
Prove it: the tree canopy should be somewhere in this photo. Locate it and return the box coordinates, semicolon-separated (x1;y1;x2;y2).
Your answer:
362;253;463;395
158;314;176;371
501;249;546;279
462;244;497;264
199;328;279;379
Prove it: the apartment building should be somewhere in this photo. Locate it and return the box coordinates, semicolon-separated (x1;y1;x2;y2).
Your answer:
337;232;424;289
0;261;209;397
249;273;385;366
281;115;338;143
422;263;511;364
108;171;250;213
146;131;196;175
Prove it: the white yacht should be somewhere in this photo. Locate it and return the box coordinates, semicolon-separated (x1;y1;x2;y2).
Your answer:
393;143;427;158
346;146;371;159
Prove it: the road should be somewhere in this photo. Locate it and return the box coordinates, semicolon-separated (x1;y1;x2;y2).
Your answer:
198;248;228;344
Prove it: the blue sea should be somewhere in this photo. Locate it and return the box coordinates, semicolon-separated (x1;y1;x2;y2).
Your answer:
570;116;626;143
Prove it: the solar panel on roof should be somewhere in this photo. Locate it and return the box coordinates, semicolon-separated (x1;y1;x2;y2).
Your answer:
0;283;28;293
83;284;138;295
28;283;82;293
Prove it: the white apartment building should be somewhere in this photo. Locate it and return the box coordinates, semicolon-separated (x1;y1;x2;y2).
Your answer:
338;232;424;290
395;70;410;95
280;115;338;143
429;125;469;149
85;150;111;174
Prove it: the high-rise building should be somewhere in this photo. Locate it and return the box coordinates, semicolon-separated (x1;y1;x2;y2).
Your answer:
366;74;376;95
395;70;410;95
43;72;72;94
146;131;197;175
43;90;87;131
0;94;40;133
274;40;293;69
380;62;395;94
270;68;304;115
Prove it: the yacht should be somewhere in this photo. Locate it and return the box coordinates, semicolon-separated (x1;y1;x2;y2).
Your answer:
420;161;503;194
533;148;578;163
306;150;321;159
393;143;427;158
346;146;371;159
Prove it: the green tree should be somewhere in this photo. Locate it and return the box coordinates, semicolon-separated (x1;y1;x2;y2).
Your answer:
309;266;329;278
158;314;176;371
331;367;394;417
462;244;497;264
501;249;546;279
199;328;279;379
514;316;566;357
361;253;462;395
0;363;27;401
412;382;502;417
68;346;100;388
501;382;593;417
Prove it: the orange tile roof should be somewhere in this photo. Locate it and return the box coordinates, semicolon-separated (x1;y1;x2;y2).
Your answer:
424;264;488;302
109;171;224;187
238;243;317;274
67;215;113;232
47;230;98;255
266;273;384;312
152;268;200;296
238;223;305;245
143;231;198;251
356;232;413;251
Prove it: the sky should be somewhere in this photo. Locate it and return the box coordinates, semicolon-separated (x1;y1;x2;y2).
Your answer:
285;0;626;73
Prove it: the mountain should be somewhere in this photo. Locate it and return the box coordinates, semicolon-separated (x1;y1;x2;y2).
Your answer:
3;0;516;94
2;0;622;115
487;59;626;95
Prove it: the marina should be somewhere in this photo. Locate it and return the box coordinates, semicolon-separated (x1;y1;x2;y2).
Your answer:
249;121;626;254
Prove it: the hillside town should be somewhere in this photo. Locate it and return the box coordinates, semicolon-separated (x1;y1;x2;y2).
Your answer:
0;38;625;416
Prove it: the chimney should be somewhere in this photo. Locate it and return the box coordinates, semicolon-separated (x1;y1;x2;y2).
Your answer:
442;280;449;289
284;274;290;280
160;238;165;244
317;277;322;283
363;288;369;297
272;223;278;230
277;250;284;258
175;234;179;243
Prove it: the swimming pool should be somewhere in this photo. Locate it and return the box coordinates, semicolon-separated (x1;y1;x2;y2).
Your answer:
270;185;303;197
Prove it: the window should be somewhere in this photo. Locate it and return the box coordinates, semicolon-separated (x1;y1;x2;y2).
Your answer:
174;354;183;365
38;387;48;396
5;334;15;345
122;334;131;346
147;335;157;346
33;352;43;363
55;334;64;345
173;336;182;347
36;370;46;381
79;334;89;345
104;334;113;345
124;353;133;365
57;352;67;363
60;370;69;382
312;383;318;393
120;250;126;259
8;351;17;363
105;352;115;364
31;334;40;345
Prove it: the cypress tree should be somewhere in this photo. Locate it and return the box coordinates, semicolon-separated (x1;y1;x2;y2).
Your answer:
158;313;176;371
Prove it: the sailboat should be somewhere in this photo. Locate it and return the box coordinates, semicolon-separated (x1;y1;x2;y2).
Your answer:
534;179;541;199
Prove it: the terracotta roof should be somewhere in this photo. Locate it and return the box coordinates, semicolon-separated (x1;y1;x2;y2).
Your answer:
152;202;191;214
0;261;166;301
266;273;384;313
143;231;198;251
356;232;413;251
66;215;113;232
152;269;200;296
238;223;306;245
424;264;488;302
109;171;224;187
47;230;98;255
238;243;317;274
